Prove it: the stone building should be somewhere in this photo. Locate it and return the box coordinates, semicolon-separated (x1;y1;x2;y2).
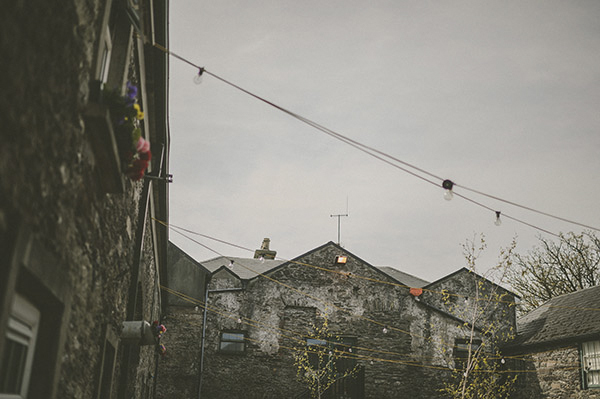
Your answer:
158;240;517;399
504;285;600;399
0;0;170;398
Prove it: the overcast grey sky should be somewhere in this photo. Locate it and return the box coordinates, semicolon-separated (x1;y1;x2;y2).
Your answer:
167;0;600;282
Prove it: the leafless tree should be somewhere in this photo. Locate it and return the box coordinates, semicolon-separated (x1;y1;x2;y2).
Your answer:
507;231;600;313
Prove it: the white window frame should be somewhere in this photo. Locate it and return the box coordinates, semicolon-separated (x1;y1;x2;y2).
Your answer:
97;23;113;84
0;294;41;399
582;340;600;389
219;331;246;353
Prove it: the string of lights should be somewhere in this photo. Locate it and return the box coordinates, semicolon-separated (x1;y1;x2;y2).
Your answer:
151;42;600;237
162;285;452;363
161;284;582;371
164;223;575;370
155;218;600;314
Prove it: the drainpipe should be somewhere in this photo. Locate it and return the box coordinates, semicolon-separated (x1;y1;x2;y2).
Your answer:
197;287;210;399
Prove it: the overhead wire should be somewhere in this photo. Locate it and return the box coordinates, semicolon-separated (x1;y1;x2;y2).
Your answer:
151;42;600;237
165;225;495;355
161;284;582;371
166;224;583;371
158;219;600;314
162;285;447;364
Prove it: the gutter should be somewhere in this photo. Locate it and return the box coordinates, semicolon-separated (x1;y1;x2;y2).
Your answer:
198;286;240;398
197;288;209;399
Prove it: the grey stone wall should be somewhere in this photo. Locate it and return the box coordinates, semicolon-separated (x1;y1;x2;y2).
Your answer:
194;243;498;399
512;346;600;399
423;269;517;340
0;1;166;398
156;307;205;398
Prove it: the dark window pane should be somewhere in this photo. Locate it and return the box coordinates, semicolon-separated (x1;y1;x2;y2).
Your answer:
220;341;244;352
221;333;244;342
0;338;28;394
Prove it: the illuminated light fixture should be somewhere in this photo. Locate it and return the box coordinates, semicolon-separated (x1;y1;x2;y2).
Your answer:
335;255;348;264
501;358;506;364
259;255;265;263
193;67;205;84
382;327;388;334
495;211;502;226
442;179;454;201
237;317;242;324
228;260;234;269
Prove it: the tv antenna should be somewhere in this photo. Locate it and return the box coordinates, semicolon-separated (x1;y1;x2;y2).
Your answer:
330;197;349;245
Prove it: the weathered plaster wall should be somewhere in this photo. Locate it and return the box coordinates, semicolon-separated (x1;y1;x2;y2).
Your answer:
196;244;483;399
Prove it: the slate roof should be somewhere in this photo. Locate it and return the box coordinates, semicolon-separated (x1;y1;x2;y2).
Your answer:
201;254;430;289
201;256;286;280
509;285;600;349
377;266;429;288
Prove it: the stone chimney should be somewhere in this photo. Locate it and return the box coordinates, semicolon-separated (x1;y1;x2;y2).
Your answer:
254;238;277;260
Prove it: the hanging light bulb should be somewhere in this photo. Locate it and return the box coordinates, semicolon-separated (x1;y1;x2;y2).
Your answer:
495;211;502;226
228;260;234;269
442;179;454;201
382;327;388;334
259;255;265;263
237;317;242;324
193;67;205;85
501;358;506;364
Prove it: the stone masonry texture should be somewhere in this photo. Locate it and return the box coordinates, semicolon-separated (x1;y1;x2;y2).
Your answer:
161;242;516;399
0;1;166;398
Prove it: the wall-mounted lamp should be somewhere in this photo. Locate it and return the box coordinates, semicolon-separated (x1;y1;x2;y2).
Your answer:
335;255;347;264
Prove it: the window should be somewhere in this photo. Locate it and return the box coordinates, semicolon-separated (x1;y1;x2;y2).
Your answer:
306;338;328;369
0;294;40;398
95;3;115;85
334;336;357;373
305;336;357;372
219;332;245;353
453;338;481;370
582;340;600;389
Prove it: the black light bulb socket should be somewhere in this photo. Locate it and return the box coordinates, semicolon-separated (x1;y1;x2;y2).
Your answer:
442;179;454;190
495;211;501;219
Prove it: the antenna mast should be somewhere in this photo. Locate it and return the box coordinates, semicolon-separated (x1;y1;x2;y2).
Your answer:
330;197;349;245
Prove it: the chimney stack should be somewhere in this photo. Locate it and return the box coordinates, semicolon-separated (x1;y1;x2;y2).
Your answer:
254;238;277;260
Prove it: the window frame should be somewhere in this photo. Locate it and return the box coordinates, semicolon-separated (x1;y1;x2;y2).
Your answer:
581;340;600;389
453;337;482;370
219;331;246;354
0;294;40;399
305;335;357;373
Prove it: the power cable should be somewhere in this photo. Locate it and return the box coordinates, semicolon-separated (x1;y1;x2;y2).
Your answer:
152;42;600;236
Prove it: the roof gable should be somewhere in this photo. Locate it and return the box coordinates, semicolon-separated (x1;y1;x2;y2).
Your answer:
425;267;518;298
258;241;407;285
201;256;285;280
